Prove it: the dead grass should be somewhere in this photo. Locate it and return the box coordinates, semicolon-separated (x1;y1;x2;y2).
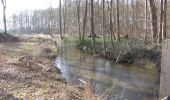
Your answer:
83;84;97;100
0;34;82;100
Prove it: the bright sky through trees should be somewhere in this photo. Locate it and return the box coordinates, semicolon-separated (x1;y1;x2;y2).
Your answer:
0;0;59;18
0;0;60;30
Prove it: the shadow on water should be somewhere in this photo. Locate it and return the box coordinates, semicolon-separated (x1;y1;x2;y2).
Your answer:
55;45;160;100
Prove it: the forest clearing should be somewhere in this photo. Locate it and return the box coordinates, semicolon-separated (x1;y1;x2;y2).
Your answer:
0;0;170;99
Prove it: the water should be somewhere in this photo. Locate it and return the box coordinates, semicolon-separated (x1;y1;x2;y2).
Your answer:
55;45;160;100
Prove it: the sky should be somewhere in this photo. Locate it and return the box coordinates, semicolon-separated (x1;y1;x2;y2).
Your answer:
0;0;59;19
0;0;60;29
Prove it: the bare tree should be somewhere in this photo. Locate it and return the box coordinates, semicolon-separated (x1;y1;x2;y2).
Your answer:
144;0;148;44
159;0;168;43
48;0;53;36
59;0;63;39
131;0;135;33
116;0;120;41
90;0;96;53
102;0;106;55
82;0;88;43
163;0;167;40
76;0;82;42
158;0;164;43
1;0;7;34
109;0;116;47
148;0;158;43
63;0;69;38
126;0;129;29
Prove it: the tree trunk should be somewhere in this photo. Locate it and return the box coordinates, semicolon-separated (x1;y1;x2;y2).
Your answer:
3;6;7;34
102;0;106;55
135;0;139;35
116;0;120;41
148;0;158;43
82;0;88;43
145;0;148;45
1;0;7;34
97;0;101;35
48;0;52;37
126;0;129;32
76;0;82;42
59;0;63;39
163;0;167;40
158;0;163;43
109;0;116;48
63;0;67;38
90;0;96;53
132;0;135;34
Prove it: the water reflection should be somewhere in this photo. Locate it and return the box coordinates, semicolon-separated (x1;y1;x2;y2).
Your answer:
55;45;159;100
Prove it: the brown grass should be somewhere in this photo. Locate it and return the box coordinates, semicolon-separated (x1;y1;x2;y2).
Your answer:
0;34;82;100
83;84;97;100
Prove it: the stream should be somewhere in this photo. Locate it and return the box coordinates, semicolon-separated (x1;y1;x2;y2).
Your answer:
55;45;160;100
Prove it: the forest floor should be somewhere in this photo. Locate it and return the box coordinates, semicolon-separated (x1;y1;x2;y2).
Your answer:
0;34;83;100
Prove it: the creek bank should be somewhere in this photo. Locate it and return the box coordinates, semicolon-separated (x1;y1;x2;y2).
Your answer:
77;39;161;71
0;34;83;100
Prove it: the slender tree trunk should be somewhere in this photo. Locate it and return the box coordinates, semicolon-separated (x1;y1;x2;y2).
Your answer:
49;8;52;36
109;0;116;48
76;0;82;42
1;0;7;34
102;0;106;55
126;0;129;26
163;0;167;40
48;0;52;37
132;0;135;34
3;6;7;34
59;0;63;39
148;0;158;43
135;0;139;35
63;0;67;38
145;0;148;45
90;0;96;53
125;0;128;29
158;0;163;43
116;0;120;41
113;1;117;39
97;0;101;35
82;0;88;43
122;0;126;35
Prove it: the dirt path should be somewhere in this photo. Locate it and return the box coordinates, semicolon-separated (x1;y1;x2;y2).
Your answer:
0;35;82;100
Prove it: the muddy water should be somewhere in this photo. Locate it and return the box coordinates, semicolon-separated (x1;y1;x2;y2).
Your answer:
55;45;159;100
